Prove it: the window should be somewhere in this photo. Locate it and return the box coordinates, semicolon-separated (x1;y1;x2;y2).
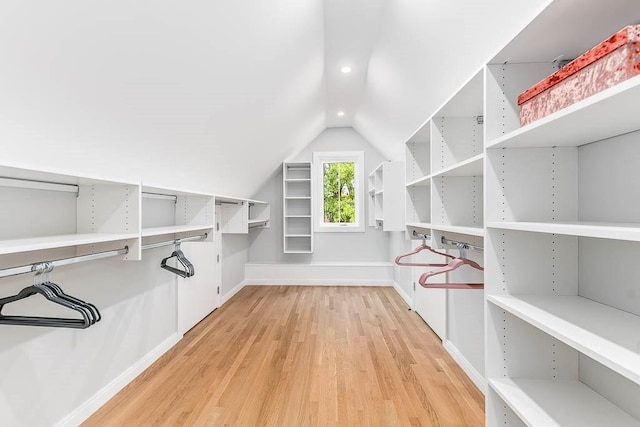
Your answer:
313;151;365;232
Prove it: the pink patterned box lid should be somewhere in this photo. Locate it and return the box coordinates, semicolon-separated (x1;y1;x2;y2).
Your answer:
518;25;640;106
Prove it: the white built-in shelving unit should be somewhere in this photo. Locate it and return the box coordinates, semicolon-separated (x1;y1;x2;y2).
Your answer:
484;1;640;425
405;121;431;233
431;69;484;239
0;162;268;264
283;162;313;253
217;195;270;235
405;69;485;240
367;161;404;231
401;68;486;391
0;164;141;263
141;185;214;247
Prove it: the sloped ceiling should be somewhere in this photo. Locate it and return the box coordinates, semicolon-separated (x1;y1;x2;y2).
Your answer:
0;0;547;196
353;0;550;161
0;0;326;196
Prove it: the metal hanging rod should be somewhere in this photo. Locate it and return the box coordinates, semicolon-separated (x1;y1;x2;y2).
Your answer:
248;221;268;229
141;233;208;251
0;246;129;280
215;201;243;206
142;192;177;202
412;230;431;240
441;237;483;253
0;177;78;193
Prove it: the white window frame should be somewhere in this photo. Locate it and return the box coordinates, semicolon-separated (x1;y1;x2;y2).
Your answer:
312;151;365;233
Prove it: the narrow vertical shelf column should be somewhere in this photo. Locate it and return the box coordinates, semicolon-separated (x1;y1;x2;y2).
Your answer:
368;161;405;231
283;162;313;253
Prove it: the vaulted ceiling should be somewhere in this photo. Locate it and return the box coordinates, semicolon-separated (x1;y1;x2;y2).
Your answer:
0;0;547;196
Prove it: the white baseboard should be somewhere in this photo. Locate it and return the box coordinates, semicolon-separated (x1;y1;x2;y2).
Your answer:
443;339;487;394
393;281;413;307
244;263;395;286
221;280;246;305
54;332;182;427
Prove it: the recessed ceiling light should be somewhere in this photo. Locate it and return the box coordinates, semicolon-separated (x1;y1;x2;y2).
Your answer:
340;66;352;74
337;111;345;117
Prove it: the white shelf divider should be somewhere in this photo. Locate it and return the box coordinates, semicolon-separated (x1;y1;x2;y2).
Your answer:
489;378;640;427
487;221;640;242
486;75;640;150
488;294;640;386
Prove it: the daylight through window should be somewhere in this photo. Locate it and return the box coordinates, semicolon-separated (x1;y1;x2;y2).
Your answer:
323;162;355;224
312;151;364;233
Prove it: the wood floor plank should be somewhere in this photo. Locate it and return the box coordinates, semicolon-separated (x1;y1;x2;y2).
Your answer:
84;286;484;426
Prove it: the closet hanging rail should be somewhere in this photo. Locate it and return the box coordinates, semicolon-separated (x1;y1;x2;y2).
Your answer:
141;233;208;251
0;176;78;193
441;236;483;253
412;230;431;240
142;192;177;202
215;201;243;206
0;247;129;280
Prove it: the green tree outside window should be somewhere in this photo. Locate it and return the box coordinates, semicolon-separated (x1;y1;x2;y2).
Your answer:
323;162;355;223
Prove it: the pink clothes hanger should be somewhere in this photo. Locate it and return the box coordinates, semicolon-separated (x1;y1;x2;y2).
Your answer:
394;244;455;267
395;231;456;267
417;243;484;289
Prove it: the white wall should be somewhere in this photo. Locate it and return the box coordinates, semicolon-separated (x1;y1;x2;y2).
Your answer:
249;128;390;264
355;0;550;161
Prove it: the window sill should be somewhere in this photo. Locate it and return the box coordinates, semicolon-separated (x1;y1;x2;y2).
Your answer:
315;224;365;233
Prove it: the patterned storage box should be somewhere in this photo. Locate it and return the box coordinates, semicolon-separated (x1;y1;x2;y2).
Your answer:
518;25;640;126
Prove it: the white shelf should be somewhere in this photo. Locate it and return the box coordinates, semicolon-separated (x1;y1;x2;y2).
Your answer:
284;196;311;200
284;234;312;238
406;222;432;230
488;295;640;386
284;179;311;182
488;221;640;242
374;190;384;196
406;175;431;187
285;215;311;218
431;153;484;178
489;378;640;427
431;224;485;237
142;225;213;237
0;233;138;255
487;75;640;150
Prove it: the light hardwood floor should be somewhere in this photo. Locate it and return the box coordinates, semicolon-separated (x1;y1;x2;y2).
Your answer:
84;286;484;426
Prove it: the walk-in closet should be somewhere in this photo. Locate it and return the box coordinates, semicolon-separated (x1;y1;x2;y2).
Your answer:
1;0;639;425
